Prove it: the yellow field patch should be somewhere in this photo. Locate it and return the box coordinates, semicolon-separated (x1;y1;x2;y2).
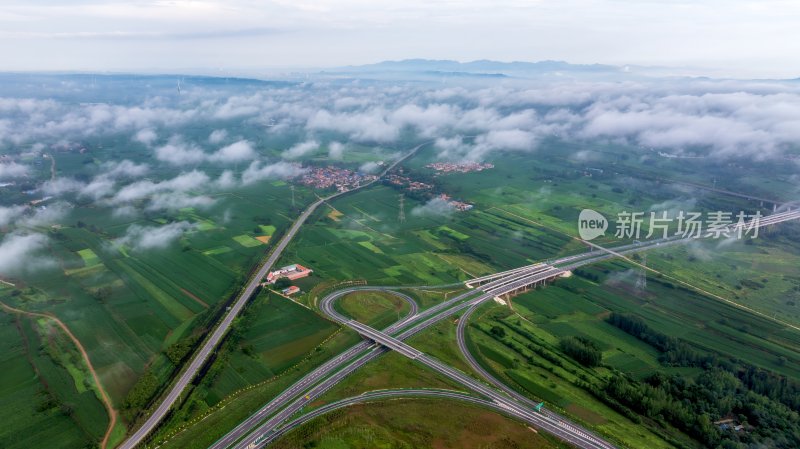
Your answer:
255;235;271;244
327;209;343;221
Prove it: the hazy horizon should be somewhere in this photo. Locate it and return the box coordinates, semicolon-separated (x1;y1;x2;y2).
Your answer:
2;1;799;79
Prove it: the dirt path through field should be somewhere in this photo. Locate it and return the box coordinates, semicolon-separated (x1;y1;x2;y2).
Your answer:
0;301;118;449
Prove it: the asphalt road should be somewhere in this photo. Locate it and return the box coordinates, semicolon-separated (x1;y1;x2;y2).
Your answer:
305;268;614;449
208;289;419;449
119;142;430;449
216;209;800;448
255;389;545;447
315;268;616;449
456;302;614;448
225;268;594;449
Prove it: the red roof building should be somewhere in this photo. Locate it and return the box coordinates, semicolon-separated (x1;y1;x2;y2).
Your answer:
281;286;300;295
266;264;313;284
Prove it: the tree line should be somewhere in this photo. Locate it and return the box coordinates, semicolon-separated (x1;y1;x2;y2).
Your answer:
603;312;800;449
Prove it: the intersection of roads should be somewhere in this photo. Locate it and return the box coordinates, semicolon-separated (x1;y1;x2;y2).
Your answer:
117;137;800;449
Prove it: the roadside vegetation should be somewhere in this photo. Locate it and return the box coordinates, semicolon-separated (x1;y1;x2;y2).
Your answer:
272;399;574;449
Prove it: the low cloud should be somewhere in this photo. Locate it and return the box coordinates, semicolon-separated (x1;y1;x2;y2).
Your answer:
19;202;71;227
3;78;799;165
433;129;538;161
0;203;68;229
411;197;455;218
359;161;381;174
0;233;54;276
110;170;210;204
134;128;157;146
0;205;28;227
687;241;714;261
209;140;257;163
40;178;86;196
40;160;150;201
241;161;307;185
328;141;346;159
156;138;256;165
155;140;207;165
307;109;399;142
215;170;237;189
477;129;537;151
208;129;228;144
147;193;216;211
0;162;29;179
116;221;194;251
102;160;150;179
282;140;319;159
648;198;698;219
112;205;138;219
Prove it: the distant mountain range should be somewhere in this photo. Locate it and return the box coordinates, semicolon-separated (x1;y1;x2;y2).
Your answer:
348;59;619;73
327;59;624;79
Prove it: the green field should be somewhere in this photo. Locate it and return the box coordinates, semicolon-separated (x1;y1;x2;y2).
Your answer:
77;248;101;267
408;261;800;449
335;290;411;329
232;234;264;247
0;160;308;443
315;351;462;405
258;224;277;235
151;291;347;448
273;399;573;449
194;141;800;449
3;111;800;449
199;291;340;405
0;313;108;449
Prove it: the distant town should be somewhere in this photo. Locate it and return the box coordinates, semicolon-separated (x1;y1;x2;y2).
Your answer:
299;166;379;192
437;193;474;211
384;168;474;212
425;161;494;174
386;172;433;191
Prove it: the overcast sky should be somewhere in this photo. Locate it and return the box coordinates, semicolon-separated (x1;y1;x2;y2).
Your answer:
1;0;799;78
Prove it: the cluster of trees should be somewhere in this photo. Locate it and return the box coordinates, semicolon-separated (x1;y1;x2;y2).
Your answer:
121;371;159;421
164;335;199;366
75;220;102;234
607;313;800;410
559;336;602;367
607;313;722;368
604;370;800;448
739;366;800;411
573;269;601;283
450;238;492;263
605;312;800;448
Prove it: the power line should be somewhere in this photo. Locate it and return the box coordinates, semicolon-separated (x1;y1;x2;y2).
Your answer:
398;194;406;223
635;252;647;291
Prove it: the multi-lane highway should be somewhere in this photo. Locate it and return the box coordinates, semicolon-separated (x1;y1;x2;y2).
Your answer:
253;388;601;448
252;389;506;446
217;207;800;449
230;264;615;449
207;289;419;449
317;269;615;449
118;142;430;449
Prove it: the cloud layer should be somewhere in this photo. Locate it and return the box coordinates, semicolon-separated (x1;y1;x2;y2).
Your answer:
115;221;194;251
0;233;54;276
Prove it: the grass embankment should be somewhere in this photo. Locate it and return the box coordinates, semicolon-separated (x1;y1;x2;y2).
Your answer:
272;399;574;449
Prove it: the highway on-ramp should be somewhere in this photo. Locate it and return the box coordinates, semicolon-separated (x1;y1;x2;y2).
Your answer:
231;266;616;449
254;389;559;447
206;206;800;449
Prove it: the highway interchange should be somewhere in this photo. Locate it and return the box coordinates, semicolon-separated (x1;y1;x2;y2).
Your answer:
214;208;800;449
117;135;800;449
